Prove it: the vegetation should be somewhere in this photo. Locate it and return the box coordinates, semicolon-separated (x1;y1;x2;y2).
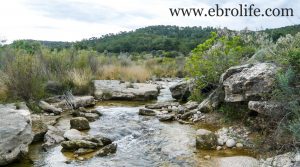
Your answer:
183;24;300;151
0;46;185;102
16;25;300;55
0;24;299;150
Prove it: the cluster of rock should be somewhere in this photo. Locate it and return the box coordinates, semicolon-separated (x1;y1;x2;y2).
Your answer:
139;101;205;124
61;129;117;159
59;106;116;159
72;107;102;122
170;63;281;116
38;96;96;115
259;152;300;167
195;126;250;151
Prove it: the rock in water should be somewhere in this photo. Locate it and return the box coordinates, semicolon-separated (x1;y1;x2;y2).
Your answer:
195;129;217;150
0;106;33;166
158;115;175;122
83;113;100;122
43;125;64;148
96;143;117;157
64;129;85;140
61;140;98;150
93;80;159;101
53;96;96;110
70;117;90;130
138;108;156;116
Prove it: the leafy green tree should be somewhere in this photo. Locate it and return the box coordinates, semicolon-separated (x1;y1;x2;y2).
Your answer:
11;40;42;54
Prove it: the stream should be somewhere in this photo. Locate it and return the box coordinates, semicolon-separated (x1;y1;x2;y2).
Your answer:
9;80;254;167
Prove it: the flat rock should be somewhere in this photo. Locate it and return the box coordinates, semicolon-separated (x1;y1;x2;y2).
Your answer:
215;156;259;167
39;101;62;115
64;129;85;140
61;140;98;150
145;102;179;109
248;101;285;116
158;115;175;122
93;80;159;101
138;108;156;116
53;96;96;110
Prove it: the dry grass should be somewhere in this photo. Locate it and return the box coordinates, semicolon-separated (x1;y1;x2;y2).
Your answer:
97;65;151;82
67;68;93;87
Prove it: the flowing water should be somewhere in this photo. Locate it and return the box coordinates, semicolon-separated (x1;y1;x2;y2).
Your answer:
9;80;255;167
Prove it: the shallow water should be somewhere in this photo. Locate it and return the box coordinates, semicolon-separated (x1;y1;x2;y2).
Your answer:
8;80;255;167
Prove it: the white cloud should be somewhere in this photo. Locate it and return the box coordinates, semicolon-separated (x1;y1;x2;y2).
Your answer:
0;0;299;42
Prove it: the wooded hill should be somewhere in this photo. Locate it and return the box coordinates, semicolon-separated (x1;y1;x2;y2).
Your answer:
10;24;300;54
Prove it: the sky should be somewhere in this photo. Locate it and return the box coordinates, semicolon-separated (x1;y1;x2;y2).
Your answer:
0;0;299;42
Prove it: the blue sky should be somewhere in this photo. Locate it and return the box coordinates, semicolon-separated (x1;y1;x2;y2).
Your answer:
0;0;299;42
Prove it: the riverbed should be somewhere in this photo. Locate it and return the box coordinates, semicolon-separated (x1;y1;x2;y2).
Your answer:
9;80;255;167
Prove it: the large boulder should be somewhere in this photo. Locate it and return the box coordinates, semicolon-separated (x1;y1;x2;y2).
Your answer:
195;129;217;150
70;117;90;130
93;80;159;101
221;63;278;102
0;106;33;166
248;101;285;116
169;80;194;101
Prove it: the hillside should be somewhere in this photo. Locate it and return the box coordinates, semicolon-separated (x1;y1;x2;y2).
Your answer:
10;24;300;54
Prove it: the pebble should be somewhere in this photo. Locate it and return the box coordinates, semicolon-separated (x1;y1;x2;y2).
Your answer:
77;157;84;161
226;139;236;148
204;155;211;160
236;143;243;148
217;138;224;146
216;146;222;151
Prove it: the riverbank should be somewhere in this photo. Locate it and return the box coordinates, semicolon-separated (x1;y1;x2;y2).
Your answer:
1;79;299;167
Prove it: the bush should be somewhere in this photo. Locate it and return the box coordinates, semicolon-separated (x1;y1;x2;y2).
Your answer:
270;68;300;147
65;68;93;95
1;54;46;101
185;32;255;91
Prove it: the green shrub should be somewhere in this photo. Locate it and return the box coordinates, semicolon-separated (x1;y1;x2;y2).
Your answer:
185;32;255;92
217;103;249;123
